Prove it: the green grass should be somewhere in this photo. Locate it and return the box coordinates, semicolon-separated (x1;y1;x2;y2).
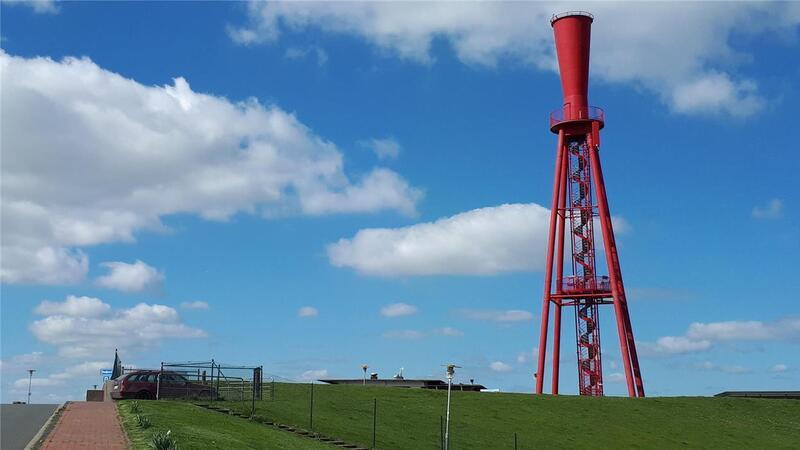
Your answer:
216;383;800;449
117;399;330;449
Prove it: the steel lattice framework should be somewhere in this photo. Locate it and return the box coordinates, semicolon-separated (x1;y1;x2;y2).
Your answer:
535;12;645;397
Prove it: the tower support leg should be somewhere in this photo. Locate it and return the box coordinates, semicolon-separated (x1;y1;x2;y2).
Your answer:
551;147;568;395
587;137;643;397
536;129;565;394
551;300;562;394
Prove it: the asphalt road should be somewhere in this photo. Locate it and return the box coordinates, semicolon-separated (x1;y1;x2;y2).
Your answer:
0;404;59;450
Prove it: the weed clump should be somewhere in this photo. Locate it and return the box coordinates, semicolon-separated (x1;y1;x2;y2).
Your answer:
136;414;152;429
150;430;178;450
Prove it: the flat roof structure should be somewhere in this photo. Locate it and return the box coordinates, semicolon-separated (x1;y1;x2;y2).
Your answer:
319;379;487;392
715;391;800;400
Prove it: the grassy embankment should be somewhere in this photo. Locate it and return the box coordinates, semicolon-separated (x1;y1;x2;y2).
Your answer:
117;399;329;449
216;382;800;449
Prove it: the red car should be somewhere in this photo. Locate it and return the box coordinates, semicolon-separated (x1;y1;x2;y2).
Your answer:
111;370;213;400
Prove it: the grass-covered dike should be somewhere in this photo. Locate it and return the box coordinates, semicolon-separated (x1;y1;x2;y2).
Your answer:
117;399;329;449
220;383;800;449
119;383;800;449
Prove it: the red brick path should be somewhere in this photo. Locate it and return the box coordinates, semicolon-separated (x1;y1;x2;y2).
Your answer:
41;402;126;449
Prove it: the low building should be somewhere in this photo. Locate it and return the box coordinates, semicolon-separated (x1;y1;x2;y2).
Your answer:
715;391;799;399
319;378;486;392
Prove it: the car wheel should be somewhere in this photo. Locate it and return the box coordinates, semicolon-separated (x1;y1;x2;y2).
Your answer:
136;390;153;400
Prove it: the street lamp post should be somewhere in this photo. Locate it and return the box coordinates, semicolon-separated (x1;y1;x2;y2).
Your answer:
443;364;461;450
27;369;36;404
362;364;368;386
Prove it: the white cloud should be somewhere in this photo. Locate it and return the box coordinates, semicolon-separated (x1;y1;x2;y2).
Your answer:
180;301;209;310
516;348;539;364
229;2;800;117
358;137;401;160
610;216;632;235
50;361;108;380
489;361;513;373
456;309;533;323
95;260;164;293
0;51;421;285
695;361;751;375
12;361;109;391
606;372;626;383
0;352;44;372
638;336;712;356
671;72;764;118
299;369;328;380
34;295;110;318
432;327;463;337
752;199;783;219
13;377;62;389
226;25;261;45
0;245;88;285
686;318;800;342
297;306;319;318
380;302;418;318
2;0;58;14
285;45;328;66
639;316;800;356
30;295;205;358
328;203;550;276
771;364;788;373
382;329;425;340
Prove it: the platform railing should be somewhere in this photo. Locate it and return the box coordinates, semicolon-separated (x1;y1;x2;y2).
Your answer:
560;275;611;293
550;105;604;128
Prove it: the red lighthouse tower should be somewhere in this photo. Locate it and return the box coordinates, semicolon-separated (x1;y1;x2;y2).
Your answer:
535;12;645;397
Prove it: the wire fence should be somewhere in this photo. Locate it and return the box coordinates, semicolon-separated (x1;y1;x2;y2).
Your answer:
150;361;274;414
126;363;537;449
206;381;539;450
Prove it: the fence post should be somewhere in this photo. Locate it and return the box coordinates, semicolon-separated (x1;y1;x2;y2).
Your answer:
215;362;221;401
272;379;275;401
309;382;314;431
209;360;215;405
514;432;518;450
372;398;377;449
156;362;163;400
251;370;256;416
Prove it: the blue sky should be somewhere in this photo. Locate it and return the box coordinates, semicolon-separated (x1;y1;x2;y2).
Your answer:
1;1;798;403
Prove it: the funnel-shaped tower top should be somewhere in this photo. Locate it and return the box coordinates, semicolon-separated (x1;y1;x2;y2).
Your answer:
551;11;594;122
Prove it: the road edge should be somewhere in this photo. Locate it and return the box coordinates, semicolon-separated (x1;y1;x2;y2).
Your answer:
24;402;67;450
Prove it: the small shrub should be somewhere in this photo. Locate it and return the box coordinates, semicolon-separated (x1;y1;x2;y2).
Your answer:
136;414;152;429
150;430;178;450
129;401;141;414
250;414;265;423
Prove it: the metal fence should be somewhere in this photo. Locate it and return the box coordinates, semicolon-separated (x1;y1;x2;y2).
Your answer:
208;380;536;450
155;361;272;414
129;365;536;448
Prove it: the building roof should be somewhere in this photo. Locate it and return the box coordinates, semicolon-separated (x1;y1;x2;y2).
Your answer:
319;379;487;391
714;391;800;399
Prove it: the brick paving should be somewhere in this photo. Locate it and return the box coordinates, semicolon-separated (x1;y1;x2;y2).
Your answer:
41;402;126;449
